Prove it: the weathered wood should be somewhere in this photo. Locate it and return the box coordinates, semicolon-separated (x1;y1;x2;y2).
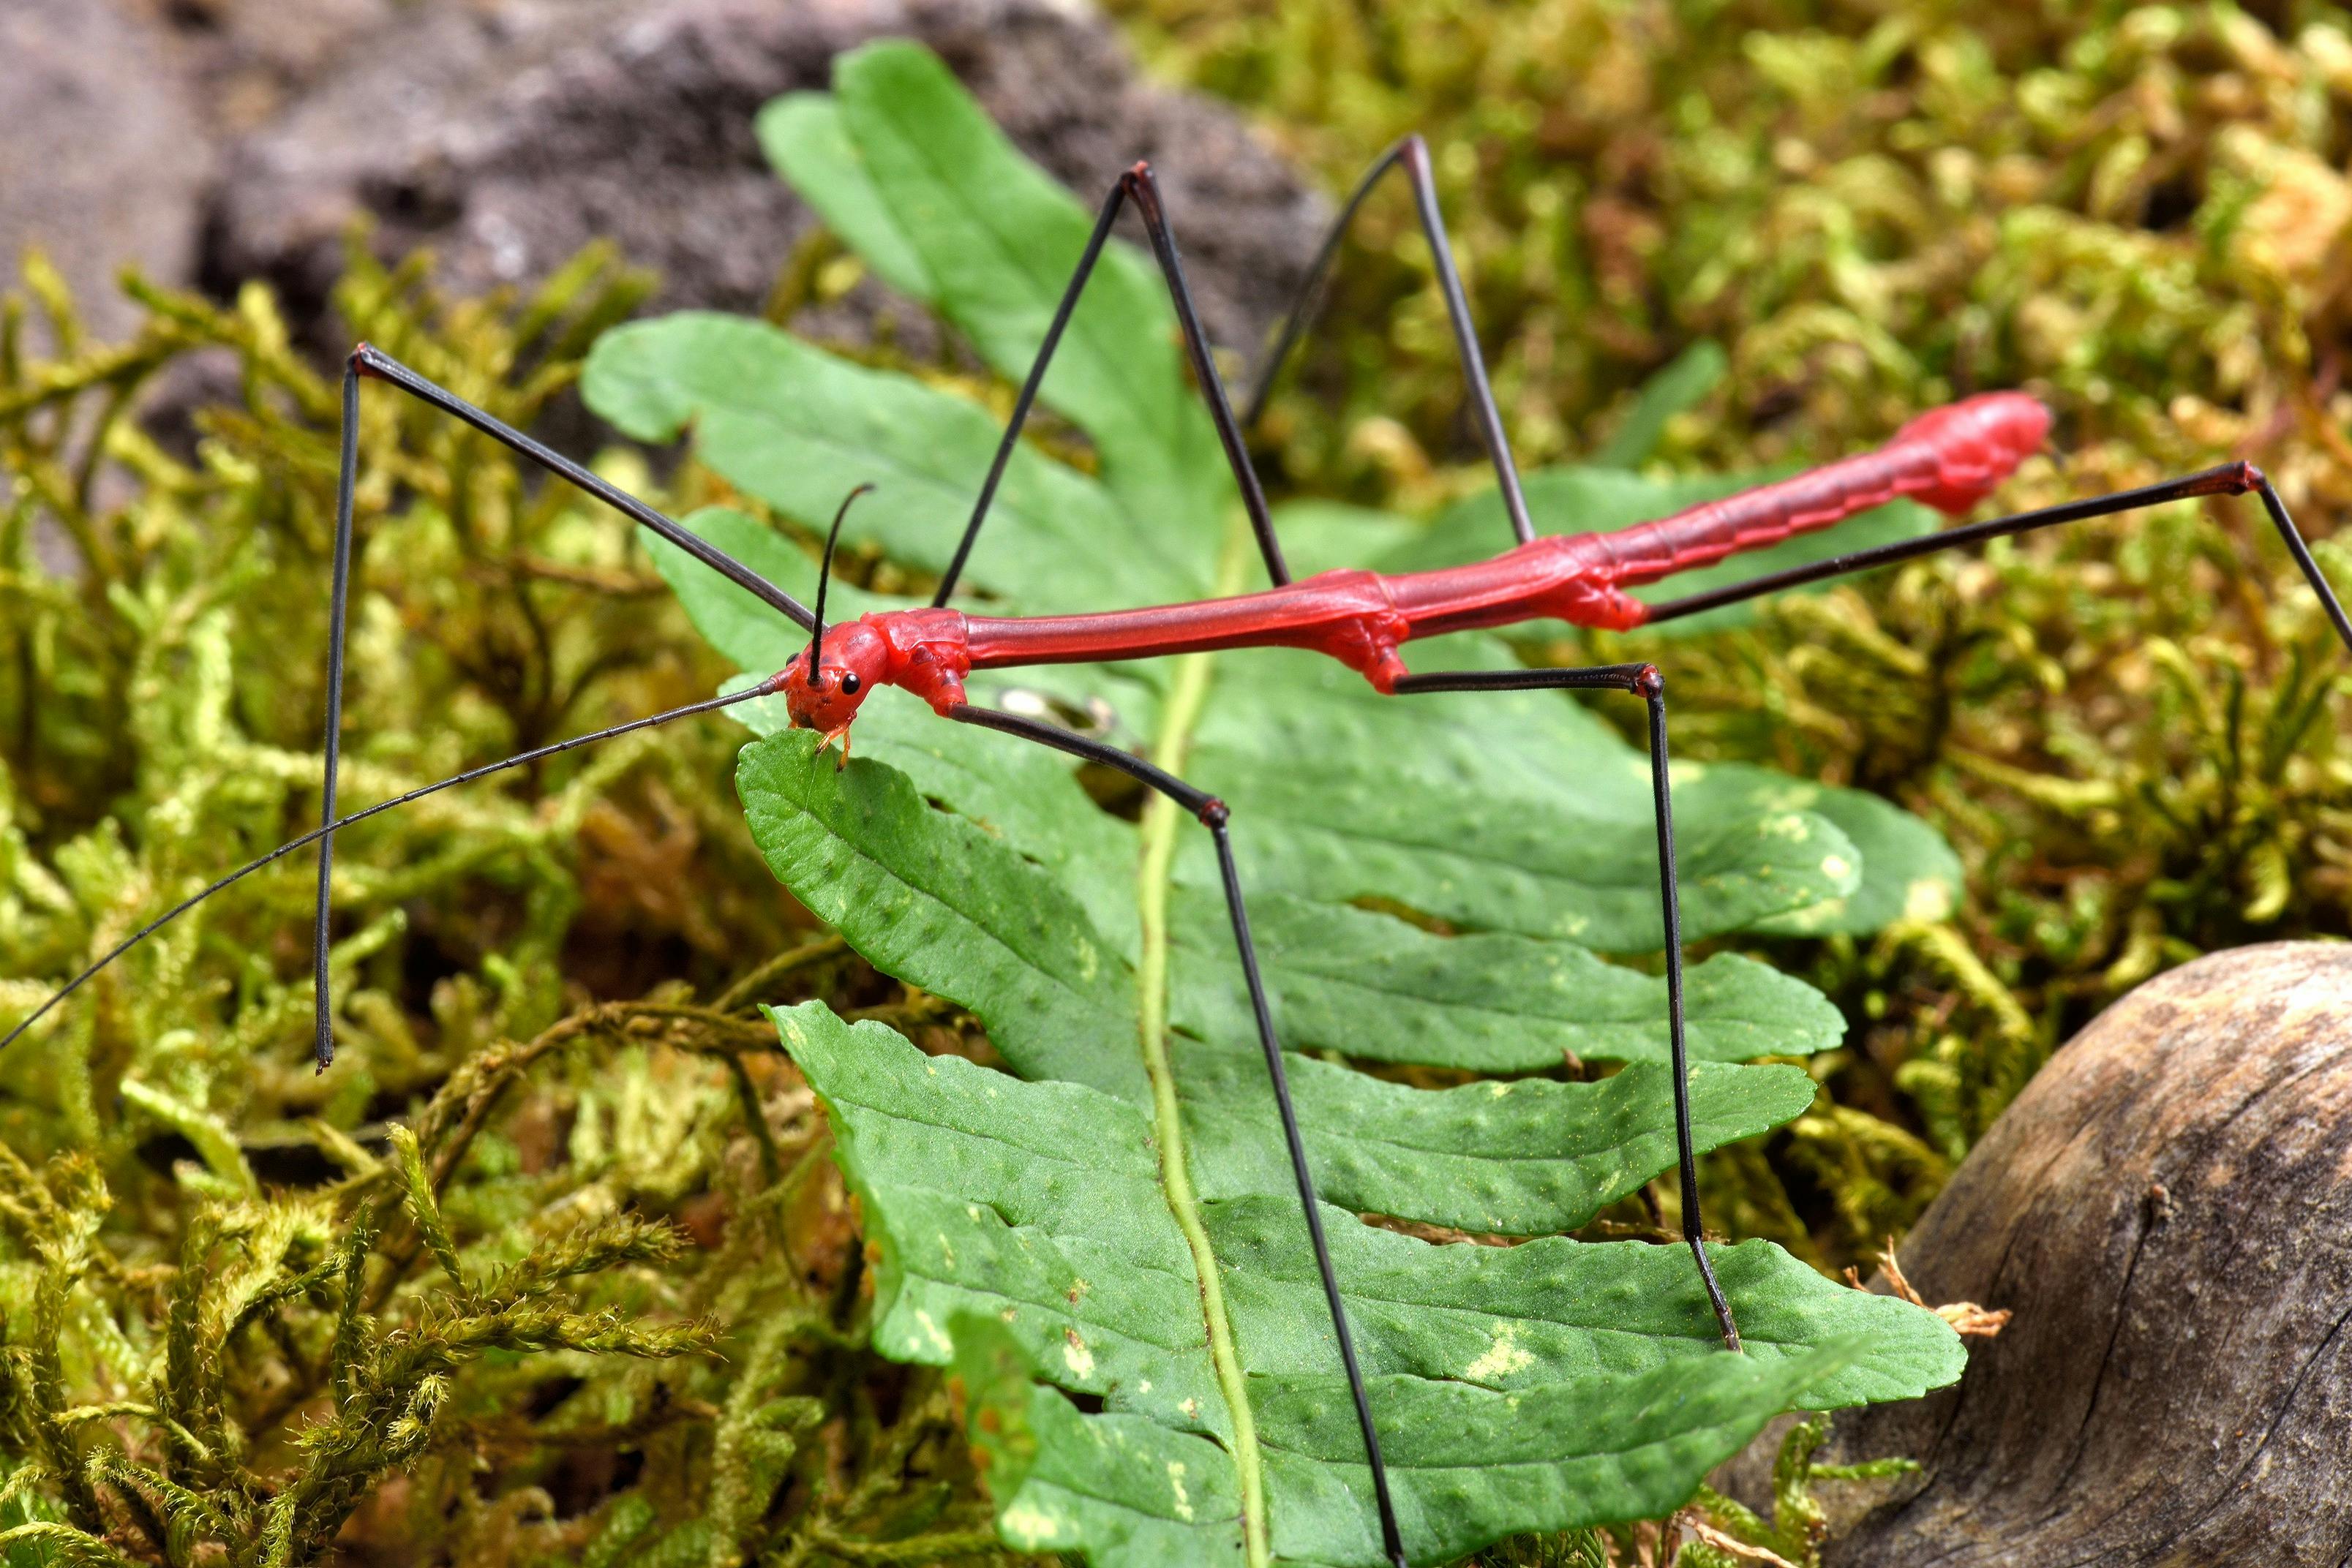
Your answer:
1812;941;2352;1565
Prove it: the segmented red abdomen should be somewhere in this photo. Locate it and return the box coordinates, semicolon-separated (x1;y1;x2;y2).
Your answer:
1591;391;2051;591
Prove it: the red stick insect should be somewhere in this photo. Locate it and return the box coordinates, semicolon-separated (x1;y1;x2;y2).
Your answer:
10;138;2351;1567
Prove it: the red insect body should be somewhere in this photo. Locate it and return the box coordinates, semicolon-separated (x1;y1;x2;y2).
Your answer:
780;391;2049;728
1591;390;2051;589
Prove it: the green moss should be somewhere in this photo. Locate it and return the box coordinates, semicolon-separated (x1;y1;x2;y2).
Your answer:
0;252;1021;1564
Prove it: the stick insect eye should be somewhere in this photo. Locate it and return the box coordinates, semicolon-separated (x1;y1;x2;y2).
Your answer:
841;674;861;695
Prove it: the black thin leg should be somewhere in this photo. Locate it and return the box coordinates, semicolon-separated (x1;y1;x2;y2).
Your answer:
946;702;1408;1568
348;345;812;630
313;361;361;1068
1391;663;1741;1352
1645;461;2352;659
1124;166;1289;587
932;184;1129;607
1207;811;1405;1558
2253;478;2352;652
1244;135;1534;548
1;684;779;1060
307;346;806;1068
1636;672;1740;1352
929;164;1291;605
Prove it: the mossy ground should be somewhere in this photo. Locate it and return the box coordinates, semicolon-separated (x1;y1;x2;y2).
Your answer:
7;3;2352;1564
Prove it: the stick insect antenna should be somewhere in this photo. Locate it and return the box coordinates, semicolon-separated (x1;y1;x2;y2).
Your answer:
808;483;876;674
0;682;781;1063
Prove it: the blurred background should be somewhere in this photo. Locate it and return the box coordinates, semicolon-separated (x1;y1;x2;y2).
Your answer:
7;0;2352;1561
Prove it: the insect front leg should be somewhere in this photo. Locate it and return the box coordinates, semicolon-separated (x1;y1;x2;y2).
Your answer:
314;358;361;1071
6;350;799;1065
948;701;1411;1568
308;346;813;1066
1391;662;1743;1354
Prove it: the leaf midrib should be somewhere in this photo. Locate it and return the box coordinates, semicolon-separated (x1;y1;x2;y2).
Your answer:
1134;534;1269;1567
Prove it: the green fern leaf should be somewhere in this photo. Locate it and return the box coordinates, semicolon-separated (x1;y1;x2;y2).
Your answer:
582;39;1966;1563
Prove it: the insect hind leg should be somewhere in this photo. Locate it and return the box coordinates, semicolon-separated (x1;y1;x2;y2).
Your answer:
1642;459;2352;658
1391;661;1743;1353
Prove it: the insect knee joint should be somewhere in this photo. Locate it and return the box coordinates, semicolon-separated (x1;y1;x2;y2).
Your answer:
1634;663;1665;699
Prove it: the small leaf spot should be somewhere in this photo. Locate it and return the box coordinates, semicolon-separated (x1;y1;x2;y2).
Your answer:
1000;1501;1070;1545
1462;1323;1537;1382
1062;1327;1096;1379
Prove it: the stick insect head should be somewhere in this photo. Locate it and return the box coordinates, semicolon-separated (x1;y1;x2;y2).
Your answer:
781;484;886;753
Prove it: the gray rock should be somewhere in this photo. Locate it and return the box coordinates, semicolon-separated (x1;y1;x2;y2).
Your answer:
1792;943;2352;1565
0;0;214;342
203;0;1326;359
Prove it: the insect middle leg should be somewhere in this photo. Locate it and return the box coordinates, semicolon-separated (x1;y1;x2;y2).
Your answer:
930;162;1293;604
950;701;1411;1568
1243;134;1536;551
1390;661;1743;1354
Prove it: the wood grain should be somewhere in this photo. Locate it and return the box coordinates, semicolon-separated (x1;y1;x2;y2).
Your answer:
1814;941;2352;1564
